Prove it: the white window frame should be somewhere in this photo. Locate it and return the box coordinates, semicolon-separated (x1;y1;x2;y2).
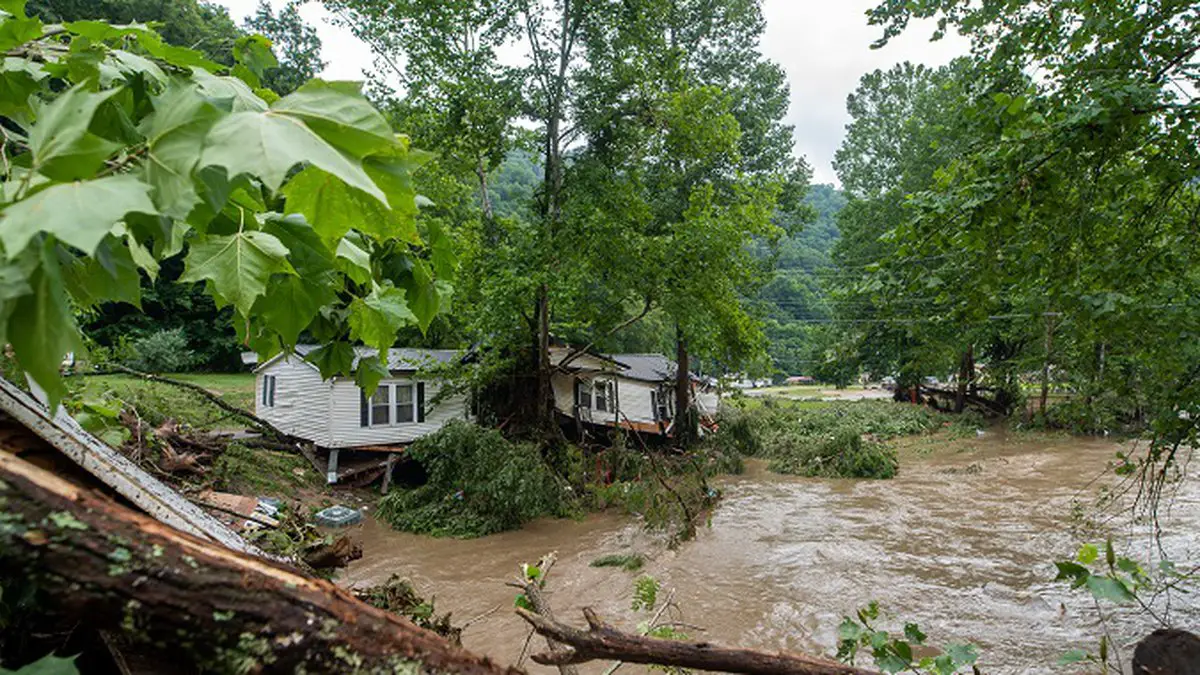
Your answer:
394;383;416;424
363;382;421;427
368;385;391;427
593;379;612;413
262;375;276;408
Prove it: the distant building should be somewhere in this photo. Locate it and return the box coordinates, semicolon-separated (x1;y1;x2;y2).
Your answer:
728;375;771;389
785;376;815;385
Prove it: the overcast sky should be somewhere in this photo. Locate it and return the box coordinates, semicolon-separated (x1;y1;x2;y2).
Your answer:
216;0;968;186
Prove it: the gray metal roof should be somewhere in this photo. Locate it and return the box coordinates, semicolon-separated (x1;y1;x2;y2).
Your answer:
610;353;676;382
287;345;464;372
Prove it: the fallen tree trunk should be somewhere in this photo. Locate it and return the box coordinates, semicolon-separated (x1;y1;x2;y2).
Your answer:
920;385;1007;416
516;607;877;675
0;450;517;675
84;365;296;441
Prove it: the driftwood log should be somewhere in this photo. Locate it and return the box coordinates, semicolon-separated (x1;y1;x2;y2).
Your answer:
0;450;517;674
516;607;878;675
507;554;580;675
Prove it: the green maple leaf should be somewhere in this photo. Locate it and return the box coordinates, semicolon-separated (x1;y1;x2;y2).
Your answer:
0;13;42;53
304;341;356;380
348;283;415;351
0;652;80;675
363;143;434;220
255;275;335;347
8;242;84;410
232;34;277;79
61;236;142;309
191;69;267;112
335;235;372;285
199;109;386;204
0;175;156;258
178;231;294;315
282;166;406;245
354;353;390;397
260;213;336;277
141;83;221;218
272;80;395;158
26;83;119;178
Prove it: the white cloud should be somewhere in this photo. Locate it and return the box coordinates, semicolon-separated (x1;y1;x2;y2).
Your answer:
761;0;968;185
215;0;969;187
217;0;376;81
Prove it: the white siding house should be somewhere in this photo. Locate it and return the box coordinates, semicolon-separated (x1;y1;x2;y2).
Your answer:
549;349;720;436
255;346;468;449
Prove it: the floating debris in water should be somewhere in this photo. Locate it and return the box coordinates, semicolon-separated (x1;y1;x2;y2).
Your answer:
313;505;363;527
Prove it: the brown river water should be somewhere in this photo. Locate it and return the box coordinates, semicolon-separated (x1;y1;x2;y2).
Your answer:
339;432;1200;673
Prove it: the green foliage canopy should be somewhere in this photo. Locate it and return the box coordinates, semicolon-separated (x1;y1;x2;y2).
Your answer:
0;3;453;407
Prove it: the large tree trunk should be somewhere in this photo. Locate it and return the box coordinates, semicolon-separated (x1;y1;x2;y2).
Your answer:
535;283;555;435
954;344;973;414
1039;313;1057;416
673;327;696;448
477;157;498;245
0;450;516;675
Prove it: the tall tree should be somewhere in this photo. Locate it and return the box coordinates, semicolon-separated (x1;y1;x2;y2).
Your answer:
568;0;807;443
27;0;242;63
243;0;325;96
857;0;1200;431
332;0;806;440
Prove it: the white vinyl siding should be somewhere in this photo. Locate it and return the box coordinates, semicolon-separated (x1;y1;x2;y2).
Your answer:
616;378;657;425
696;389;720;416
551;373;577;416
327;378;468;448
255;357;333;446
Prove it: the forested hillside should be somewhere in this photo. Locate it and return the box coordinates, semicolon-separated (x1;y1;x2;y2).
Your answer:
760;183;845;377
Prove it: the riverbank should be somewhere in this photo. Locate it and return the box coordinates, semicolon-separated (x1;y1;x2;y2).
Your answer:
337;429;1199;674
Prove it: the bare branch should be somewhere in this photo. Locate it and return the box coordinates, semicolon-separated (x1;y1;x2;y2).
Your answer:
515;607;878;675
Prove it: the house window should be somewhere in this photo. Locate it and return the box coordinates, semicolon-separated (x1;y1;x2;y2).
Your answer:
370;386;391;426
594;380;611;412
652;388;671;421
578;381;592;409
360;382;426;427
262;375;276;407
395;384;415;423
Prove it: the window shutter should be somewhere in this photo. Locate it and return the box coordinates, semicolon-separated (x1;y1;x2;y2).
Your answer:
417;382;425;422
360;389;369;427
650;390;658;421
573;379;580;407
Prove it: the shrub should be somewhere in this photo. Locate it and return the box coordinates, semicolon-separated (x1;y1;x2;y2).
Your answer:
768;431;898;479
124;328;199;373
709;399;951;479
1041;391;1135;435
377;421;569;538
590;553;645;571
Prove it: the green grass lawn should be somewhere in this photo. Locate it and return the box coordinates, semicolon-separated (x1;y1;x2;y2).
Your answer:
73;372;256;431
165;373;257;410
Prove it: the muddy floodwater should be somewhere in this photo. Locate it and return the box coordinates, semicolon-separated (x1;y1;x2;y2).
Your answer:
340;432;1200;673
